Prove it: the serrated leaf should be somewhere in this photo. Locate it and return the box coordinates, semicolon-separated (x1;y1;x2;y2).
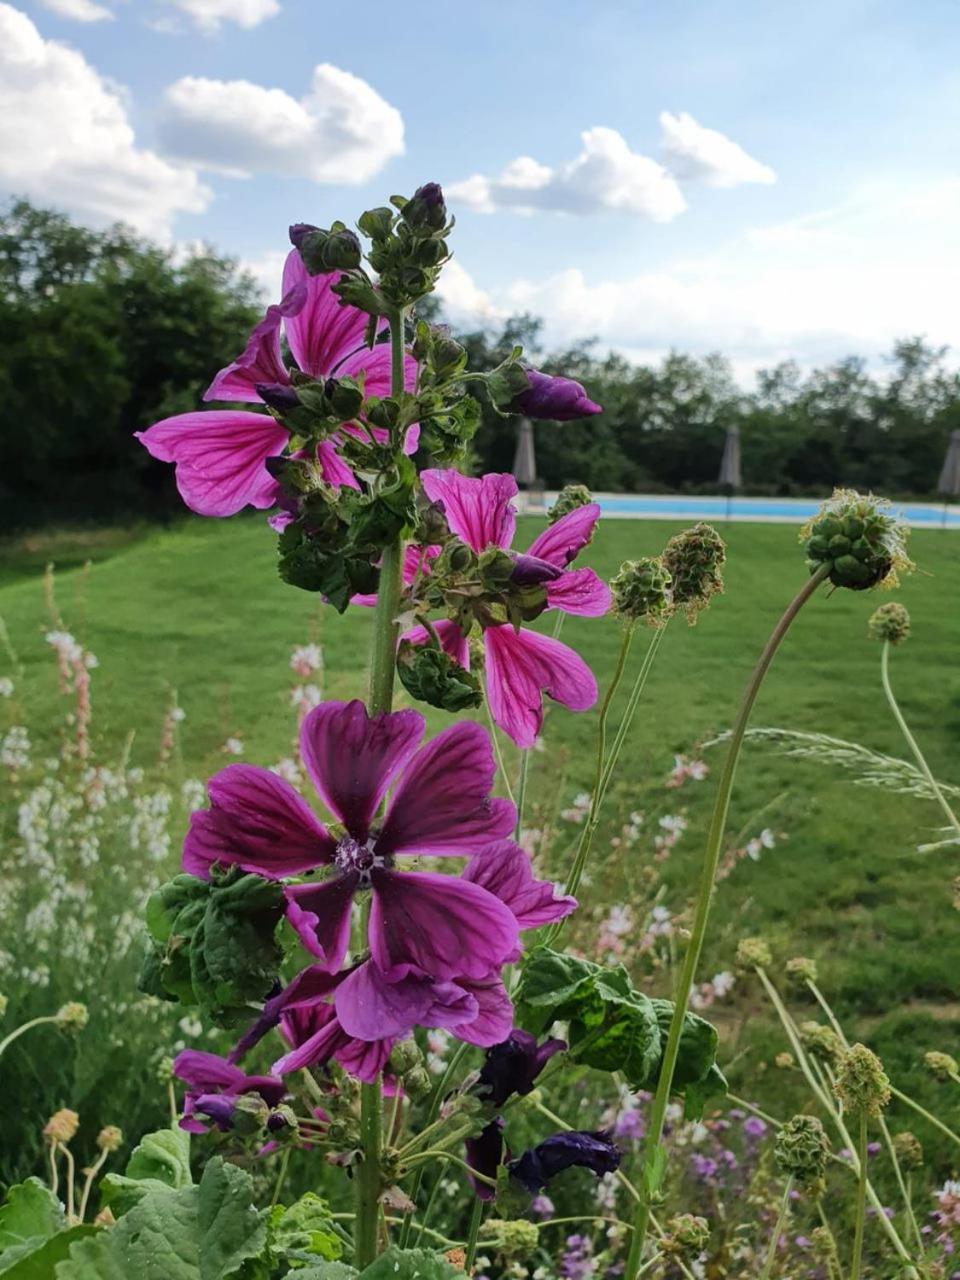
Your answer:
360;1247;462;1279
1;1226;97;1278
270;1192;340;1263
0;1180;64;1250
196;1158;266;1280
293;1266;359;1280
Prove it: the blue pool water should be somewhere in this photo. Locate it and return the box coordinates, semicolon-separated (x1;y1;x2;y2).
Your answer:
590;494;960;528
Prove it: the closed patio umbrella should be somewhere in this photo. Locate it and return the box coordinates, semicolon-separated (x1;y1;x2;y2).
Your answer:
938;429;960;526
718;426;742;521
512;417;541;509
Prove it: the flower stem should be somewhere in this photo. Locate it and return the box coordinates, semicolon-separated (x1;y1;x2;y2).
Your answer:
0;1014;57;1060
624;565;830;1275
881;639;960;838
464;1196;484;1271
850;1110;868;1280
888;1084;960;1151
759;1177;792;1280
354;304;408;1270
483;696;516;805
77;1150;109;1223
597;624;665;808
515;750;530;841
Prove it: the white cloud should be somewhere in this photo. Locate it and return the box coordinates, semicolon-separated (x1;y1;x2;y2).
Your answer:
36;0;114;20
159;64;404;183
0;4;210;238
239;247;287;300
448;127;687;221
436;179;960;378
434;260;505;327
659;111;775;188
159;0;279;31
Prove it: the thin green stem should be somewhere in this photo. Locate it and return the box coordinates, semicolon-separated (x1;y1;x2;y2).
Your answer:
47;1143;59;1198
61;1144;76;1222
399;1042;470;1249
483;696;516;806
760;1177;792;1280
515;750;530;841
725;1093;782;1129
271;1147;292;1209
464;1197;484;1271
77;1150;109;1222
0;1014;58;1059
881;640;960;837
167;1079;177;1126
598;624;665;807
413;1176;444;1247
850;1110;868;1280
405;1150;496;1188
888;1084;960;1151
877;1112;924;1253
625;565;830;1275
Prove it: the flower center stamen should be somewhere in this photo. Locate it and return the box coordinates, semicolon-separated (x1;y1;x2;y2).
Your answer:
334;835;386;888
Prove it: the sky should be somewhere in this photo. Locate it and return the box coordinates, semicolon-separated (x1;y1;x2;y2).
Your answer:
2;0;959;380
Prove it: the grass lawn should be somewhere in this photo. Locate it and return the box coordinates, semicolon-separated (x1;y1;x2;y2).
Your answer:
2;513;959;1155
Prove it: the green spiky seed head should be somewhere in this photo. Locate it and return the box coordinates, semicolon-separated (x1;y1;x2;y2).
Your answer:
892;1131;923;1170
868;601;911;645
774;1114;829;1186
810;1226;838;1260
482;1218;539;1258
548;484;593;524
785;956;818;986
801;489;912;590
834;1043;891;1116
924;1050;958;1082
388;1039;423;1076
736;936;772;970
402;1065;432;1101
661;523;726;622
661;1214;710;1255
798;1021;843;1067
610;556;673;626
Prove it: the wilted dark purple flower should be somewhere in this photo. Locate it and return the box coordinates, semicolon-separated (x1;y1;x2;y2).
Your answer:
173;1049;286;1134
466;1117;505;1201
509;553;564;587
477;1029;566;1107
508;1129;620;1193
511;369;602;421
256;382;301;414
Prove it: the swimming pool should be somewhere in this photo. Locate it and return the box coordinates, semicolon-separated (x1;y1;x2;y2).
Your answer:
544;493;960;528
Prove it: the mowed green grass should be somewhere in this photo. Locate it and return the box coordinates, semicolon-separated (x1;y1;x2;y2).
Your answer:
2;514;960;1136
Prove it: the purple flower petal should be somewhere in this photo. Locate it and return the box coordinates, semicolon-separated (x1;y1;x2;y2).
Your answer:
546;568;612;617
510;369;602;421
466;1118;504;1201
174;1048;246;1091
464;840;577;929
508;1130;620;1193
183;764;334;880
477;1029;566;1105
526;504;601;568
281;250;382;378
299;700;424;836
285;872;359;971
449;975;515;1047
203;284;305;403
336;342;419;403
421;469;518;553
402;618;470;668
136;411;288;517
369;867;520;981
377;722;516;859
272;1006;347;1075
316;439;361;489
334;963;478;1040
484;626;598;749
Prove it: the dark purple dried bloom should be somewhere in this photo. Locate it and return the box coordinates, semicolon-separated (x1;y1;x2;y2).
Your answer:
509;553;564;587
256;382;301;413
466;1117;505;1201
511;369;602;421
477;1029;566;1107
289;223;319;250
174;1048;286;1134
508;1128;620;1193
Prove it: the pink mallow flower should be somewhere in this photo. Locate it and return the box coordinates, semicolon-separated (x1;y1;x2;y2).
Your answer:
408;470;611;748
184;699;531;990
173;1048;286;1133
135;250;417;517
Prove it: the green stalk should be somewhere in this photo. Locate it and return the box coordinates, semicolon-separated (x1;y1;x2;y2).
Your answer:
759;1177;792;1280
597;624;665;807
881;640;960;838
354;305;407;1270
850;1110;868;1280
624;565;830;1274
464;1197;484;1271
0;1014;58;1059
515;749;530;841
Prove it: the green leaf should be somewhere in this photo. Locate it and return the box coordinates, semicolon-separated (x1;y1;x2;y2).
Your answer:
648;999;728;1116
1;1226;98;1278
360;1247;462;1279
0;1180;64;1250
100;1126;192;1216
396;641;483;712
292;1266;359;1280
269;1193;341;1263
57;1158;265;1280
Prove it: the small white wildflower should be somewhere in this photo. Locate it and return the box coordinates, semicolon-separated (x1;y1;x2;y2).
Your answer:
0;677;13;698
222;737;244;756
290;643;323;675
272;758;303;785
169;706;186;723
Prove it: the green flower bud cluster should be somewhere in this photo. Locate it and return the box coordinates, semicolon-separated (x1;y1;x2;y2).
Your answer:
833;1043;891;1117
798;1021;843;1067
868;601;911;645
294;222;362;275
801;489;912;590
661;523;726;623
661;1213;710;1255
343;185;453;313
892;1131;923;1170
785;956;818;986
548;484;594;524
610;557;673;627
736;937;772;970
774;1114;829;1187
924;1050;958;1082
387;1040;432;1100
809;1225;839;1262
481;1218;539;1259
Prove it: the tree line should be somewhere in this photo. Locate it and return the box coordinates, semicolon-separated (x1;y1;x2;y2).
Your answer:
1;199;958;531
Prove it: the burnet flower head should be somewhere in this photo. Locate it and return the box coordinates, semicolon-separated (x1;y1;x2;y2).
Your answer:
403;471;612;747
135;249;417;517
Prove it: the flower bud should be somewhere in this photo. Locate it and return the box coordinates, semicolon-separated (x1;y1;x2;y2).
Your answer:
661;523;726;623
402;1066;433;1101
924;1050;958;1082
775;1052;795;1070
548;484;593;524
155;1055;175;1085
774;1114;829;1186
294;222;362;274
401;183;447;232
736;937;772;970
256;382;301;415
388;1039;423;1077
55;1002;89;1033
289;222;318;250
481;1218;539;1258
868;601;911;645
833;1043;891;1116
509;369;602;421
785;956;818;986
44;1109;80;1144
798;1021;843;1067
96;1126;123;1153
610;556;672;626
661;1213;710;1255
323;377;365;421
801;489;912;590
892;1130;923;1170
